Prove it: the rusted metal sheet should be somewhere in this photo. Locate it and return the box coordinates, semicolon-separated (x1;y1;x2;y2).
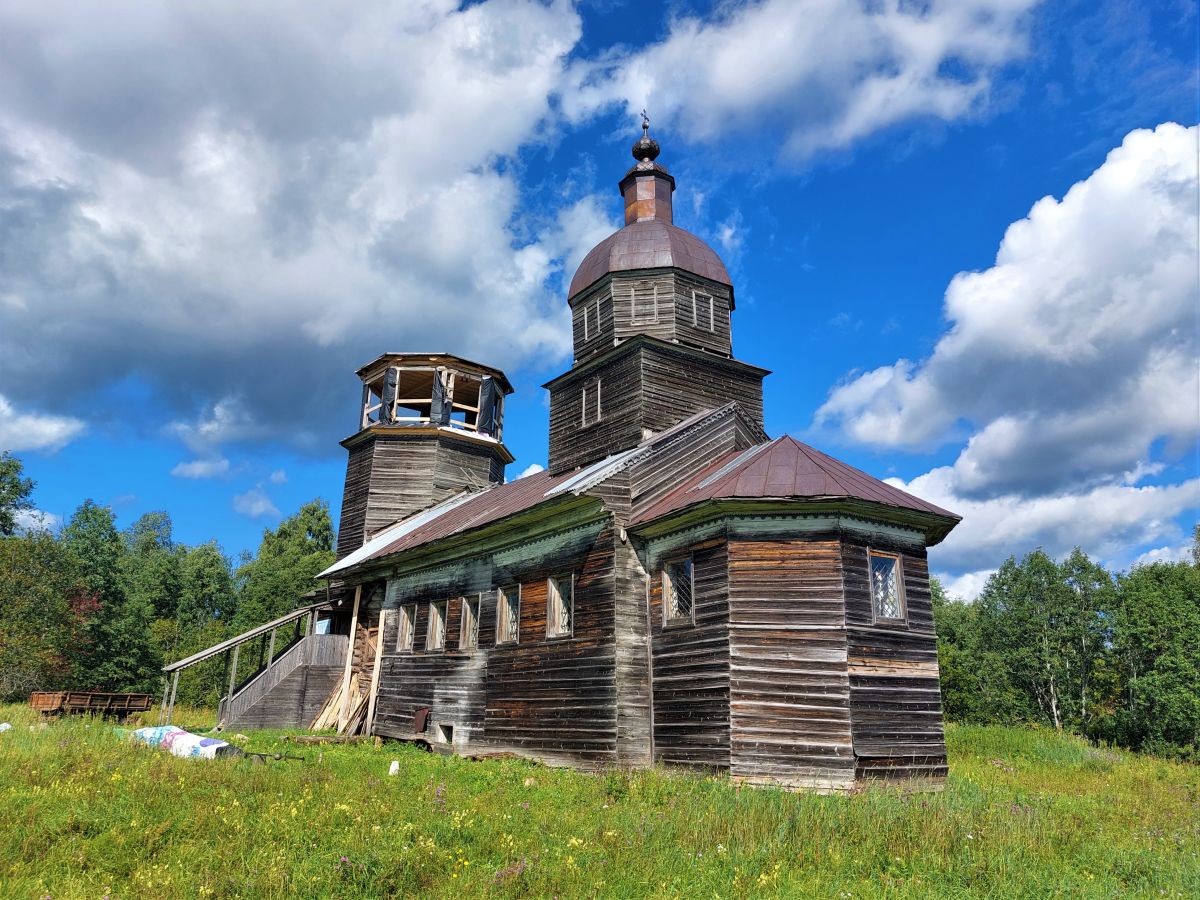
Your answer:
633;435;960;526
569;219;732;299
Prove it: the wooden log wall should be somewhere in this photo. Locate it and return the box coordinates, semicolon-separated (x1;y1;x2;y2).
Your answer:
612;273;677;345
647;539;731;769
337;432;507;558
548;339;765;474
726;537;855;791
612;534;652;765
670;271;733;357
373;524;620;768
548;345;645;474
638;343;764;438
336;441;373;558
841;538;948;783
571;282;616;363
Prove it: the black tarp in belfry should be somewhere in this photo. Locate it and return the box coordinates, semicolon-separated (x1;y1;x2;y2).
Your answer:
478;376;498;436
381;367;399;424
431;371;451;426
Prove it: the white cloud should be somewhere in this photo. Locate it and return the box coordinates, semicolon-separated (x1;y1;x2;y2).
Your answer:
1130;543;1194;569
514;463;545;481
14;507;62;533
819;123;1199;500
0;0;587;451
268;469;287;484
563;0;1037;158
895;467;1200;573
232;486;280;520
938;569;996;602
170;457;231;479
0;394;84;452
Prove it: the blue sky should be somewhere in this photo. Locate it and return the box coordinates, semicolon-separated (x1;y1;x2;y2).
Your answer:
1;0;1196;595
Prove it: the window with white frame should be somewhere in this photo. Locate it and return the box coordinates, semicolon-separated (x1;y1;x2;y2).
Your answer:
631;280;658;324
426;600;447;651
692;290;714;331
496;585;520;645
547;574;574;638
396;603;416;652
460;595;480;649
663;556;695;624
868;551;906;622
581;379;602;427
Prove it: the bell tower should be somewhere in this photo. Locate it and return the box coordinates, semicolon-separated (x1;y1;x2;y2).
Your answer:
546;118;768;473
336;352;514;558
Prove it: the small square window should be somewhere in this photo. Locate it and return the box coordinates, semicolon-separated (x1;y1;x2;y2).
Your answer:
497;585;520;645
581;379;602;427
631;281;658;324
547;574;574;638
396;603;416;652
426;600;447;651
663;557;695;624
692;291;714;331
869;552;906;622
460;595;480;649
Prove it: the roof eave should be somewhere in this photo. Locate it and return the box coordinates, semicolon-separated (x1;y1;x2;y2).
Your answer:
629;495;960;545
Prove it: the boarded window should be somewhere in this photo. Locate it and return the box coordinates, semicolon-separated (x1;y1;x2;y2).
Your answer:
692;291;714;331
663;557;694;624
396;603;416;652
547;574;574;638
581;379;602;427
631;280;658;324
496;585;520;645
460;595;480;649
583;303;592;341
869;551;905;621
426;600;447;651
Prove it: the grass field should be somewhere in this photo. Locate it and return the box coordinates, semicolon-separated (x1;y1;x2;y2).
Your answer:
0;704;1196;898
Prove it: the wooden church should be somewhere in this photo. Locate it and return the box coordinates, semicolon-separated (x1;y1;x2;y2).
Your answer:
165;123;960;791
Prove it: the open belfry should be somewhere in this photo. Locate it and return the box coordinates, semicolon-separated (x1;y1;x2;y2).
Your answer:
167;121;960;791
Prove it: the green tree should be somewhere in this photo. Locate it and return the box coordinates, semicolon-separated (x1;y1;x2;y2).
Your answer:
234;499;335;629
60;500;161;692
178;541;237;629
0;451;36;536
122;511;183;621
1107;561;1200;757
0;533;93;698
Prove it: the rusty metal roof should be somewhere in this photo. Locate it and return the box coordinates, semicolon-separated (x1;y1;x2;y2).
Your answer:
631;435;959;528
568;219;732;300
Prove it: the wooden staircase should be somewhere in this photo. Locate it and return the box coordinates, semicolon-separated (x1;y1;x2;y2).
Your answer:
219;634;348;730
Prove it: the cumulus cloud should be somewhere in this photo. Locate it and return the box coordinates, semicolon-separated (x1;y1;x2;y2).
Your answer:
891;468;1200;574
14;507;62;533
939;569;996;602
818;123;1199;499
563;0;1038;158
0;393;84;452
268;469;288;485
170;457;231;479
0;0;593;452
232;486;280;520
514;463;546;481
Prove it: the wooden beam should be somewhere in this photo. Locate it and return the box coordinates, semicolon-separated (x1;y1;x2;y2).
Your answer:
227;644;240;700
165;671;180;726
266;628;277;671
163;599;332;673
337;585;363;729
157;675;169;726
364;609;389;737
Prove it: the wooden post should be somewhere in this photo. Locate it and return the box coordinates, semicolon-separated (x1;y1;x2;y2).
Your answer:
266;627;276;671
337;585;362;729
365;609;389;737
158;675;170;726
227;643;240;700
165;671;180;725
